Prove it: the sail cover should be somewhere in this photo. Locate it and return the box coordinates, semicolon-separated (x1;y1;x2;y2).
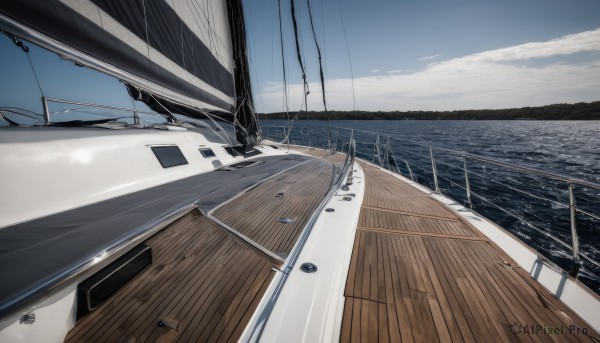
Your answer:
0;0;240;115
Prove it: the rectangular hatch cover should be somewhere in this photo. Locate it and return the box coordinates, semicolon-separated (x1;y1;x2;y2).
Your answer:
76;244;152;319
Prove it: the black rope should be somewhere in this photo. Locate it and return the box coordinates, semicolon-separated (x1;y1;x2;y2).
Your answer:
290;0;309;117
306;0;331;144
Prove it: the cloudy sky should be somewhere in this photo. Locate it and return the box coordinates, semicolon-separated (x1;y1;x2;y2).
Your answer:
244;0;600;113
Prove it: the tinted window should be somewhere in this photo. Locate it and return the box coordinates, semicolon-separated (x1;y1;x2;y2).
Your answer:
151;146;188;168
199;148;216;158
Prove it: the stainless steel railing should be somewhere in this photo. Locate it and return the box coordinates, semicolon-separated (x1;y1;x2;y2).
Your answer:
40;96;168;124
261;124;600;278
427;145;600;277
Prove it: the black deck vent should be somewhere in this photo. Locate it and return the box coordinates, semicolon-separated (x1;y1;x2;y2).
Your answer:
76;244;152;320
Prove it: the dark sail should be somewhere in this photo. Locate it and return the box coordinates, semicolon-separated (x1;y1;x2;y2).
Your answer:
227;0;260;149
0;0;260;148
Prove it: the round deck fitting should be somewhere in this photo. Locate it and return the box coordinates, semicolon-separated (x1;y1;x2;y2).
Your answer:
300;262;318;273
22;313;35;324
325;208;335;212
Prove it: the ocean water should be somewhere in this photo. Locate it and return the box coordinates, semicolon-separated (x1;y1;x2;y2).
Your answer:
261;119;600;294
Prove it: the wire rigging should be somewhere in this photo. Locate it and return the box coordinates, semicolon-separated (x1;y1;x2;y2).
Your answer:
336;0;356;120
306;0;332;145
277;0;290;134
289;0;309;117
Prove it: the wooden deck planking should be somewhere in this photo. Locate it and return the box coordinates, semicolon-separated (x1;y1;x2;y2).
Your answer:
359;207;480;238
341;161;599;342
292;147;349;165
65;211;275;343
212;158;335;255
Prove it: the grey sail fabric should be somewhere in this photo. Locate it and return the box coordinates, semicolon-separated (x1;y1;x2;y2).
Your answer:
0;0;234;111
0;0;261;148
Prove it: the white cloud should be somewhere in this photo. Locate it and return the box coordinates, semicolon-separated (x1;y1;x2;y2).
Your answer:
418;53;443;60
387;69;403;74
258;28;600;112
370;69;379;73
466;29;600;62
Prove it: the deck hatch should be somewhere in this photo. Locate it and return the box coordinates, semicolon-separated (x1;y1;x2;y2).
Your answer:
76;244;152;319
151;146;188;168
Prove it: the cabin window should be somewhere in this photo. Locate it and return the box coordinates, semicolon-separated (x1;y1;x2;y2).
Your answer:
199;148;216;158
151;146;188;168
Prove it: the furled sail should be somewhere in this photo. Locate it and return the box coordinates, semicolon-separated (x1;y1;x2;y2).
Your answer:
0;0;259;148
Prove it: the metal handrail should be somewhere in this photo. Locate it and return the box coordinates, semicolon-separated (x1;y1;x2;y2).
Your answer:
41;97;168;124
432;146;600;190
320;125;600;190
259;124;599;278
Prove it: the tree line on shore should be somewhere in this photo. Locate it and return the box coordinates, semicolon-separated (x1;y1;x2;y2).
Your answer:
259;101;600;120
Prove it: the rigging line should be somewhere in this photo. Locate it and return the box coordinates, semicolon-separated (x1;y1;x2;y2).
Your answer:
151;90;233;146
207;0;225;63
577;208;600;222
243;0;265;112
271;0;275;95
26;52;44;98
179;17;185;69
148;93;175;122
203;0;218;61
142;0;150;57
4;31;45;97
307;0;332;144
290;0;309;117
336;0;356;119
319;0;327;78
277;0;290;130
189;2;226;63
469;189;576;253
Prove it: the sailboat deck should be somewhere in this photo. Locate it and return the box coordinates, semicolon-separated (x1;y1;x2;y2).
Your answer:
212;158;335;255
340;161;599;342
64;211;275;343
64;155;337;343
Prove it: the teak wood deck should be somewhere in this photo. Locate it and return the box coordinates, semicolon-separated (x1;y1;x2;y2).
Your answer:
212;158;335;255
64;156;336;342
340;160;599;343
65;211;276;343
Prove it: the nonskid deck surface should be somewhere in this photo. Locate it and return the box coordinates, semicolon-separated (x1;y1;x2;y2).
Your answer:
64;156;336;342
341;161;600;342
287;145;349;165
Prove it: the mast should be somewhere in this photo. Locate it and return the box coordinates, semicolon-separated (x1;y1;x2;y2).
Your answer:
226;0;260;149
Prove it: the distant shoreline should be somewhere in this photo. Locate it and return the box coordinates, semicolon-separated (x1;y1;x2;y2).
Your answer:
259;101;600;120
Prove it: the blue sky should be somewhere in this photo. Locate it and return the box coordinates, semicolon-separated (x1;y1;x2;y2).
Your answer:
1;0;599;117
243;0;600;112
